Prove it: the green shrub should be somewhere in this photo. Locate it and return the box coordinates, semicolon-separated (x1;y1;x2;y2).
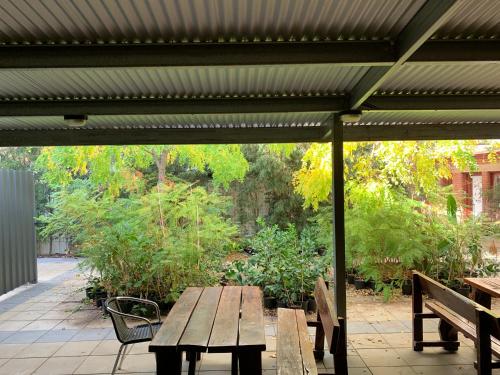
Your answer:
226;221;329;305
40;179;237;303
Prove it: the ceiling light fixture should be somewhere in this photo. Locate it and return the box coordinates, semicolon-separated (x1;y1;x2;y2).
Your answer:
64;114;88;127
339;110;362;123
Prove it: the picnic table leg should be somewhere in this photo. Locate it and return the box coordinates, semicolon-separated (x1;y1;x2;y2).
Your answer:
155;350;182;375
231;352;238;375
313;310;325;360
438;319;459;352
471;287;491;309
185;352;200;375
412;273;424;351
238;350;262;375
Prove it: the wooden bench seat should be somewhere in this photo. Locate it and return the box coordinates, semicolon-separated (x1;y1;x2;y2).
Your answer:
412;271;500;375
276;277;347;375
277;308;318;375
425;300;500;357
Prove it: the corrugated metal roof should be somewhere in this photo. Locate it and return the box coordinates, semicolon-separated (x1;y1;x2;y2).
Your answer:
354;110;500;125
0;65;367;99
0;0;425;44
378;63;500;93
433;0;500;39
0;112;331;131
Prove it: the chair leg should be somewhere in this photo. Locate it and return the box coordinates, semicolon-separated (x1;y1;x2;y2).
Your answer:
112;344;126;375
118;344;131;370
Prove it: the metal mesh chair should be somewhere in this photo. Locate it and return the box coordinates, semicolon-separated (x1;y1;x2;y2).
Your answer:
105;297;162;374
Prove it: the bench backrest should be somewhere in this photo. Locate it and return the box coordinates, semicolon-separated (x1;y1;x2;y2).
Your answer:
314;277;341;353
413;271;500;340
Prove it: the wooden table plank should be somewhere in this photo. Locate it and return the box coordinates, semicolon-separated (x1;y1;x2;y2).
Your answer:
295;310;318;375
178;286;223;351
238;286;266;351
464;277;500;298
277;308;303;375
208;286;242;352
149;287;203;351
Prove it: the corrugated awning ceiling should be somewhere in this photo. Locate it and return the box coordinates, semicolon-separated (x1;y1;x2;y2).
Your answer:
0;0;498;144
0;0;425;44
0;65;367;100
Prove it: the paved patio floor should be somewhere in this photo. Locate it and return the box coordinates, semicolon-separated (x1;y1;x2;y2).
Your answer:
0;258;497;374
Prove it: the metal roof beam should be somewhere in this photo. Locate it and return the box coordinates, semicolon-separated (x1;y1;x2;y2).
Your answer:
345;123;500;141
1;94;500;117
349;0;462;109
1;123;498;147
0;126;331;146
0;96;347;117
1;40;500;69
363;95;500;111
0;42;393;69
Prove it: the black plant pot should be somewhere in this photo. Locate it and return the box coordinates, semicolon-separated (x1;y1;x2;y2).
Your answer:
94;290;107;308
263;297;277;309
347;274;356;285
290;301;309;313
316;246;326;256
401;280;413;296
354;279;366;290
455;286;471;298
366;279;376;291
85;287;95;300
277;300;287;308
308;298;317;313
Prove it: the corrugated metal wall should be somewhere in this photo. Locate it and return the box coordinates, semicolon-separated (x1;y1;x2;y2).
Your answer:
0;169;37;295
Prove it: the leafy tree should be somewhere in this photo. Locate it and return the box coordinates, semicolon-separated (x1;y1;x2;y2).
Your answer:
294;141;479;209
35;145;249;194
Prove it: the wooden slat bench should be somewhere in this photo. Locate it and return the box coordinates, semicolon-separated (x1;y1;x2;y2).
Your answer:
277;277;347;375
412;271;500;375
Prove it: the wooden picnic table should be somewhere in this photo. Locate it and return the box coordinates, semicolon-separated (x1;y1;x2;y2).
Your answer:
463;277;500;309
149;285;266;375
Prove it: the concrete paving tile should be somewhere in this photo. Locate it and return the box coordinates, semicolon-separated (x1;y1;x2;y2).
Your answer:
350;334;390;349
380;333;413;348
36;329;79;343
0;332;13;343
0;357;46;375
30;303;59;311
21;319;62;331
33;355;86;375
0;344;28;359
412;364;476;375
54;340;100;357
372;320;410;334
3;303;34;312
357;348;408;367
200;353;232;371
261;351;277;370
39;310;73;320
370;366;417;375
15;342;64;358
0;320;31;331
90;340;122;356
54;319;89;330
0;311;19;321
118;353;156;373
347;322;377;334
70;328;112;341
5;311;44;321
127;342;149;355
2;330;46;344
85;318;113;329
395;347;476;366
74;354;116;374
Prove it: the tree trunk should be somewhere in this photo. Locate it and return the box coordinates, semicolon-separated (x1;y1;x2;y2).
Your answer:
153;149;168;185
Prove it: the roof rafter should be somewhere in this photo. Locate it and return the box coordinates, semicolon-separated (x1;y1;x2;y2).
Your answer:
1;123;498;147
1;94;500;117
1;40;500;69
349;0;463;109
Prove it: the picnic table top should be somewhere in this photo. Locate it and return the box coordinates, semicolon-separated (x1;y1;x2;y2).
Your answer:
149;285;266;353
464;277;500;298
